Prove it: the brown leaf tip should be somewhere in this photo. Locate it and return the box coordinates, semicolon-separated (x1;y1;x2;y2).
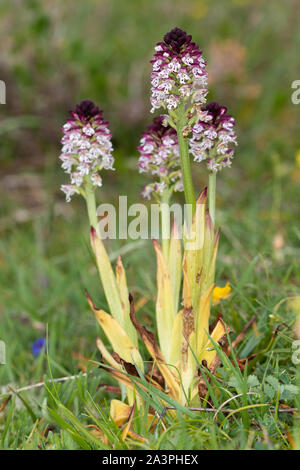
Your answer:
197;186;208;204
214;228;221;246
85;289;91;300
85;289;99;311
205;209;213;231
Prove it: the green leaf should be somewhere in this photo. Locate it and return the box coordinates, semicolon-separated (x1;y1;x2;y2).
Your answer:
263;384;276;400
247;375;260;389
90;228;124;329
168;223;182;315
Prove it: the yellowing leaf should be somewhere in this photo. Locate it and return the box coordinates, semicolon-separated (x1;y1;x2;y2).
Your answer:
121;400;136;441
153;240;175;362
212;282;232;305
180;330;196;404
170;263;196;403
182;258;193;313
87;292;144;372
110;399;132;427
199;210;215;298
110;400;152;441
196;284;214;357
169;310;183;367
116;256;138;347
198;318;227;368
85;425;109;445
181;260;196;395
208;229;220;288
90;228;124;327
96;337;137;405
127;429;149;443
96;337;122;370
183;189;207;312
129;296;181;400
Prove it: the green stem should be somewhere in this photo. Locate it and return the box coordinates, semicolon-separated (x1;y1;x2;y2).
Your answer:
208;171;216;227
160;189;170;261
85;183;98;230
177;124;196;222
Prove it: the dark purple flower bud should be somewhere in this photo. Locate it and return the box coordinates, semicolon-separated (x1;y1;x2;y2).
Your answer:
189;101;237;172
59;100;114;201
163;27;192;53
74;99;102;122
138;116;183;199
150;28;208;113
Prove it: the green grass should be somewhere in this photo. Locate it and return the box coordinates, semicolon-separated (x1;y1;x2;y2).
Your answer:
0;163;299;449
0;0;300;451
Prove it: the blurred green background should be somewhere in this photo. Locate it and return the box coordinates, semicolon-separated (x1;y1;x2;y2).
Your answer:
0;0;299;382
1;0;300;175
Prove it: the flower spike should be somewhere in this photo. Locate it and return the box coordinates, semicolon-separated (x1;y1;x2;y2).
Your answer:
150;27;208;113
138;115;183;199
59;100;114;201
189;101;237;172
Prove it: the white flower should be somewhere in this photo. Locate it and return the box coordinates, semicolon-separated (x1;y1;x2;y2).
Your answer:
192;88;208;104
153;59;163;71
179;85;192;97
158;68;170;79
77;163;90;176
192;67;204;78
197;57;206;68
162;135;175;147
222;119;235;131
71;172;83;186
143;143;155;153
154;182;167;194
61;184;80;203
63;123;71;131
82;125;95;136
168;59;181;73
177;69;190;84
204;127;218;140
141;185;153;200
69;131;81;142
166;95;180;110
207;159;219;171
182;54;194;65
91;173;102;187
78;138;91;150
192;123;205;135
60;155;76;173
101;155;115;170
62;143;75;154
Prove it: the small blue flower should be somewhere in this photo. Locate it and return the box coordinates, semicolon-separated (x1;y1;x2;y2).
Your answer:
31;338;46;356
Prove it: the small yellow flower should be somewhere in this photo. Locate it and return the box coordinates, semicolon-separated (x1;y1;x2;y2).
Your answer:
296;150;300;168
212;282;232;305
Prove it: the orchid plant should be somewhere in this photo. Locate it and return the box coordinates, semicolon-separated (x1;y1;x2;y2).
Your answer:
59;28;237;433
